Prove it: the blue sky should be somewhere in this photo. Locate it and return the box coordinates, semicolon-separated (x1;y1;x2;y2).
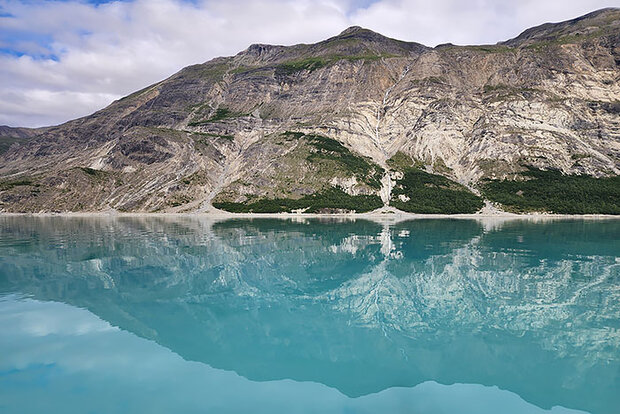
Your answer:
0;0;618;127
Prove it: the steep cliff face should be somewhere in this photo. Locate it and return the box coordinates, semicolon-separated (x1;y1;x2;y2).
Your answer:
0;9;619;213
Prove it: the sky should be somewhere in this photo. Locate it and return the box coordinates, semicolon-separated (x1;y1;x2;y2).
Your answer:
0;0;618;128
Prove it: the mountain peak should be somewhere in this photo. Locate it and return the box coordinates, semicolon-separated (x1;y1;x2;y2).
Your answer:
323;25;427;57
338;26;369;36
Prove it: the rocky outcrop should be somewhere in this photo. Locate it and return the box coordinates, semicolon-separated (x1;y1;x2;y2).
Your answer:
0;9;619;212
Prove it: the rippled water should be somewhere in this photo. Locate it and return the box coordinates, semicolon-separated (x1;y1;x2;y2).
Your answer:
0;216;618;414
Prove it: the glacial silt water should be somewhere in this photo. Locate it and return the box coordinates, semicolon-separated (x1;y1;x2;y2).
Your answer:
0;217;618;414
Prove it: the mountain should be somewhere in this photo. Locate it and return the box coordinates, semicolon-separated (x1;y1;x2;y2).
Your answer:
1;9;619;213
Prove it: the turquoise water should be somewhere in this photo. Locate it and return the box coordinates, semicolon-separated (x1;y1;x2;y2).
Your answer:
0;217;618;414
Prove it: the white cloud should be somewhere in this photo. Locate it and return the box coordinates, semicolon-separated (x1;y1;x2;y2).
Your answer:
0;0;617;127
351;0;619;46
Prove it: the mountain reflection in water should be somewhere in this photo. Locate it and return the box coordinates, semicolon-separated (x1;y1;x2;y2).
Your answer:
0;216;618;414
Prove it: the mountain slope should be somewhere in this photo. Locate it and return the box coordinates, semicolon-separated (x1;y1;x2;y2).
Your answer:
1;9;619;213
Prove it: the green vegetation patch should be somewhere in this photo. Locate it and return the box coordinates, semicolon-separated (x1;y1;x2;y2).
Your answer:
281;131;305;140
207;108;236;122
296;133;384;189
390;168;483;214
387;151;425;171
481;167;620;214
188;107;245;126
181;61;231;81
75;167;123;187
0;178;37;191
465;45;515;53
276;57;329;74
214;187;382;213
0;136;24;155
275;54;394;75
79;167;108;177
386;152;482;213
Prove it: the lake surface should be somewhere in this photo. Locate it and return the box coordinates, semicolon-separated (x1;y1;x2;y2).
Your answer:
0;216;618;414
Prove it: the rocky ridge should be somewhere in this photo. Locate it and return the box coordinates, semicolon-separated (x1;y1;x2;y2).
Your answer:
0;8;619;213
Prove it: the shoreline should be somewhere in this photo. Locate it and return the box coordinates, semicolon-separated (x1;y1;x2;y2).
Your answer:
0;210;618;221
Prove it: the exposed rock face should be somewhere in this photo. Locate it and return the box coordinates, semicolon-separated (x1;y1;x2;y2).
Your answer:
0;9;619;212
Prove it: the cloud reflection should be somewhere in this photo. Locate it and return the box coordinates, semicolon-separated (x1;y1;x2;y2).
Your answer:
0;296;588;414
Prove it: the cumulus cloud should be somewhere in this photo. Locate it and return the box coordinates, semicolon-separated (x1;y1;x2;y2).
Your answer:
0;0;617;127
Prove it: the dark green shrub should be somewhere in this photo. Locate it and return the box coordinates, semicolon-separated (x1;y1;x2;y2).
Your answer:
213;187;382;213
482;168;620;214
390;168;483;214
